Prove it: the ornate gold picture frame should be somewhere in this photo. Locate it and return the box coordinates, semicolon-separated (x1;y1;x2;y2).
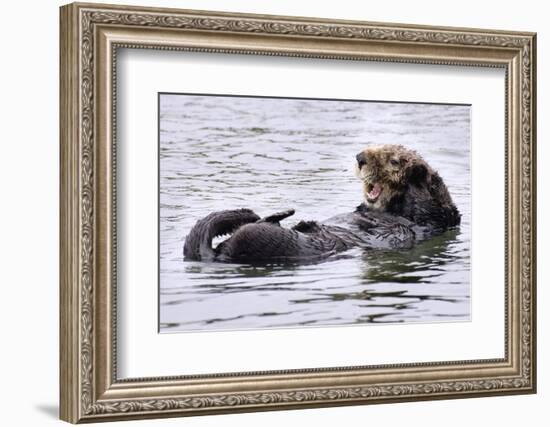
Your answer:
60;2;536;423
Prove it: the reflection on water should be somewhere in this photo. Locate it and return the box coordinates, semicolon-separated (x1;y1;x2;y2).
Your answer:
159;94;471;332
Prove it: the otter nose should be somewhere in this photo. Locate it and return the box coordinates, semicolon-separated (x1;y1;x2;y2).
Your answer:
356;152;367;168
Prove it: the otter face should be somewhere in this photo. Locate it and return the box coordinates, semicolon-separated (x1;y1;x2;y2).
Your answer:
355;144;431;211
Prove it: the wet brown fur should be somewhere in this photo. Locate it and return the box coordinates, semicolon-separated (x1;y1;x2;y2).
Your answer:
356;144;460;229
184;144;460;262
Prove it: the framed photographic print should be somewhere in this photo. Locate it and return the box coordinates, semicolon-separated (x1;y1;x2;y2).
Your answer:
59;2;537;423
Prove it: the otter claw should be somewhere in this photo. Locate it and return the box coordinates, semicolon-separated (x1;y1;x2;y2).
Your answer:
256;209;295;224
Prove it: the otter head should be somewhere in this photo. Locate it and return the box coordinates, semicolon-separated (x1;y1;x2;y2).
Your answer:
355;144;431;211
355;144;460;228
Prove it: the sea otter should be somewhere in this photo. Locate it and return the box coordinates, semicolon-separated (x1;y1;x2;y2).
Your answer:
183;144;460;262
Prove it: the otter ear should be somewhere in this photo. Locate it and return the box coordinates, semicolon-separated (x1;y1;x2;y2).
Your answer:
406;163;428;186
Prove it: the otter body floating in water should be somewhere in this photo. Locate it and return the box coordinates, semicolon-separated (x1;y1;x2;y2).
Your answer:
183;144;461;263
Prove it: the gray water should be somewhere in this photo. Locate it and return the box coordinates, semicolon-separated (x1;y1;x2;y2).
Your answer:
159;94;471;333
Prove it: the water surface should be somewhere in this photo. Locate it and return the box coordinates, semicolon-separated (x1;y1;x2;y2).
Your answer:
159;94;471;332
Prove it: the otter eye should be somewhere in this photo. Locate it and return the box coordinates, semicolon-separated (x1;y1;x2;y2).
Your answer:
390;158;400;167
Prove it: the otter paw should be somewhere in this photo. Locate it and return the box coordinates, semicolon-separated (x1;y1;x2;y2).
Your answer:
256;209;296;224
